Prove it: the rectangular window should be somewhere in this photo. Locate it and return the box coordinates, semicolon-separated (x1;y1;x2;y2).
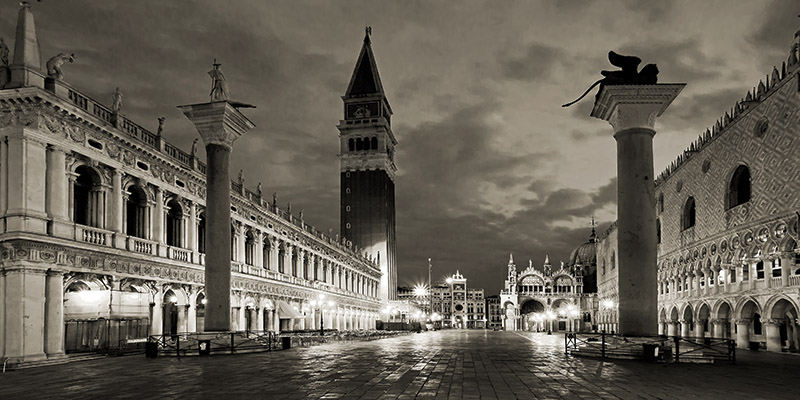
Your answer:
742;265;749;281
772;259;782;277
756;262;765;280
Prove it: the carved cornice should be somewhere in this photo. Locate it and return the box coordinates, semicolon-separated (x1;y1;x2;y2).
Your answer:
591;84;686;132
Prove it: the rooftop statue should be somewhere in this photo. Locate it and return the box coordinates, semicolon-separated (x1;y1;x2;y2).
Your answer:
208;59;228;102
190;138;199;156
46;53;75;80
112;87;123;113
562;51;658;108
157;116;165;137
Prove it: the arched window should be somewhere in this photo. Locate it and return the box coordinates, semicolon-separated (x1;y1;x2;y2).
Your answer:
658;193;664;213
356;138;363;151
244;230;255;265
73;166;104;228
755;260;765;279
125;186;148;239
682;197;696;230
656;219;661;244
165;199;183;247
197;213;206;253
348;138;355;152
371;136;378;150
772;258;782;277
727;165;751;209
610;251;616;270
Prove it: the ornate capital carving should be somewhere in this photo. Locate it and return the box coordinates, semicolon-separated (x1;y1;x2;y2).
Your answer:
591;84;685;133
735;318;752;325
178;102;255;152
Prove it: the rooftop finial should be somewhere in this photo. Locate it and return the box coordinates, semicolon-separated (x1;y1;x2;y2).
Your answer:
544;254;550;265
508;253;514;264
364;26;372;44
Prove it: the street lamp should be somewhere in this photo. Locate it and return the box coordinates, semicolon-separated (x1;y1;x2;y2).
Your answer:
546;310;556;335
309;294;335;336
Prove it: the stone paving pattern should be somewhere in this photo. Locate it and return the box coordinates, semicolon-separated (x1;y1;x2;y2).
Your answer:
1;330;797;399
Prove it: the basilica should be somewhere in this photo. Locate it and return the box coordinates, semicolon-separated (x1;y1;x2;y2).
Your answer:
0;2;397;363
593;24;800;352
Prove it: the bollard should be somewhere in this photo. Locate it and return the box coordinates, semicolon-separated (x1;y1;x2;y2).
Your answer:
601;330;606;359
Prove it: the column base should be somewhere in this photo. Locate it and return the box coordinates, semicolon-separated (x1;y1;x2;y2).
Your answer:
46;351;67;360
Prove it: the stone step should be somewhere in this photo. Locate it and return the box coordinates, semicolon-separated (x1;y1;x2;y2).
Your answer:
5;353;108;371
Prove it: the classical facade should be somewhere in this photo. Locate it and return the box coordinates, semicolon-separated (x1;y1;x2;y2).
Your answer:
338;30;398;302
0;3;385;363
595;25;800;352
485;295;502;329
429;271;486;329
500;254;586;332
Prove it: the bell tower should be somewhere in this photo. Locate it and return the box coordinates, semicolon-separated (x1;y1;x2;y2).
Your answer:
338;28;397;302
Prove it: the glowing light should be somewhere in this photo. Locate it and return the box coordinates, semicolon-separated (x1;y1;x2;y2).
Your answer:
201;299;207;305
445;278;453;284
170;296;178;303
413;284;428;297
602;299;616;309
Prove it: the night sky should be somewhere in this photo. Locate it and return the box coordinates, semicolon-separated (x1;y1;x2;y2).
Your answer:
2;0;796;295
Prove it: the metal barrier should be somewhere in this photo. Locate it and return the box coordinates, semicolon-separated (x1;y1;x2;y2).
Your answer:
147;331;278;357
565;331;735;364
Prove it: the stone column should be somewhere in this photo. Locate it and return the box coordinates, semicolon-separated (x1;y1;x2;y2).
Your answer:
3;266;48;362
0;138;7;219
151;288;164;336
781;254;792;286
254;231;263;268
735;319;751;349
591;84;684;336
45;145;70;237
666;320;677;336
694;320;705;338
154;187;164;243
297;249;306;280
180;101;254;332
110;169;125;246
44;269;65;358
188;202;197;253
765;319;783;352
270;237;280;272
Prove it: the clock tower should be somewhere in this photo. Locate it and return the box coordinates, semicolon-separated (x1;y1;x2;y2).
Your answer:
338;28;398;302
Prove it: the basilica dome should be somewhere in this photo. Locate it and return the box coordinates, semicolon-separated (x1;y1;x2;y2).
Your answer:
569;229;597;266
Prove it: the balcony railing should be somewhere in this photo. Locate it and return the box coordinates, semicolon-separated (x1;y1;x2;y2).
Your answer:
76;224;111;246
127;236;156;255
790;275;800;286
168;246;190;263
770;277;783;287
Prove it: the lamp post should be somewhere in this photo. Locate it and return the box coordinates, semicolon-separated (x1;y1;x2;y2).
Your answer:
567;304;580;333
428;258;432;317
309;294;335;336
546;310;556;335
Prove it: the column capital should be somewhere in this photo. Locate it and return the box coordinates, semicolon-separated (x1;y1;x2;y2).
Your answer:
591;84;686;132
178;101;255;151
765;319;782;326
735;318;752;325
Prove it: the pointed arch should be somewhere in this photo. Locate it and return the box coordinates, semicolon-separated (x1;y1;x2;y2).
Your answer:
726;164;751;209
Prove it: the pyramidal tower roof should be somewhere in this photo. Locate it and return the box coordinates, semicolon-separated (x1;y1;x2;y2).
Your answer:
345;27;386;97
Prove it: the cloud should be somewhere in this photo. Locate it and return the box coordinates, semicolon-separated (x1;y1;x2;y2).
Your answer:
618;39;721;82
499;42;564;81
749;0;798;62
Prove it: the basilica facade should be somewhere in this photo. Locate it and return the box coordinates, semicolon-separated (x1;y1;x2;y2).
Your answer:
0;3;393;363
595;25;800;352
500;254;592;332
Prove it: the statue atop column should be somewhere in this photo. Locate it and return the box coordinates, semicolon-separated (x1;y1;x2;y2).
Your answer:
562;51;659;108
208;59;228;102
190;138;199;157
46;53;75;80
257;182;263;198
272;192;278;210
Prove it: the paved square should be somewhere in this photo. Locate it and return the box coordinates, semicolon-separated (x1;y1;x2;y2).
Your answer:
1;330;797;399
